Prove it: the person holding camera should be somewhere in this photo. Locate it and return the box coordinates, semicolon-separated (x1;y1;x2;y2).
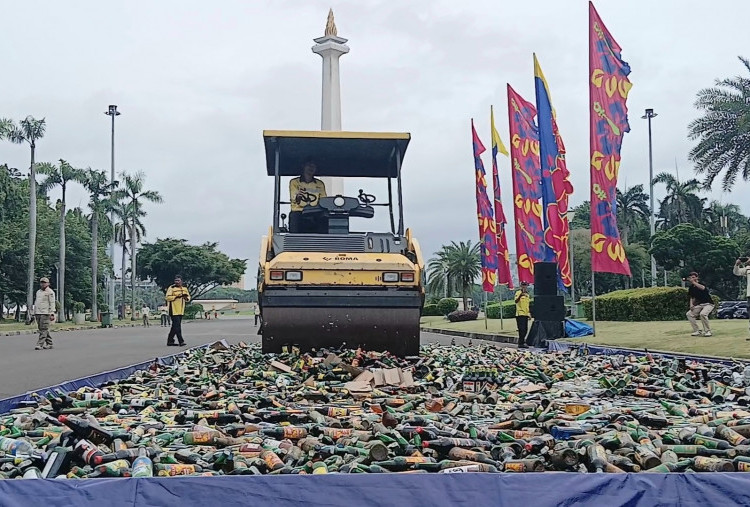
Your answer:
685;271;714;337
165;275;191;347
734;257;750;340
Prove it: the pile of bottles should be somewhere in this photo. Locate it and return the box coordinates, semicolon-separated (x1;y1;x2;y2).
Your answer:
4;341;750;478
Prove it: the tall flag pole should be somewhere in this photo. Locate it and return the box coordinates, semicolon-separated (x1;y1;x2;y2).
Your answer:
507;84;552;285
533;54;574;291
471;119;499;293
589;2;631;277
490;105;514;292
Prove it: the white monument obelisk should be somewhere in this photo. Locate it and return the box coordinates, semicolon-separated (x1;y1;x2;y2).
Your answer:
312;9;349;195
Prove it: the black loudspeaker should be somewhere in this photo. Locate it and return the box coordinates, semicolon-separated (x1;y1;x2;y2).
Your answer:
532;295;566;321
534;262;558;296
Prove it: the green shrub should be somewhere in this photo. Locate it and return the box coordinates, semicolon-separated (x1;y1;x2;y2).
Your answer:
581;287;720;321
422;304;442;316
486;301;518;319
73;301;85;314
437;298;459;315
447;310;478;322
184;303;204;320
426;296;442;305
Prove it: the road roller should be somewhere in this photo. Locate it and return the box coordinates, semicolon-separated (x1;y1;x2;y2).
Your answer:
257;130;425;356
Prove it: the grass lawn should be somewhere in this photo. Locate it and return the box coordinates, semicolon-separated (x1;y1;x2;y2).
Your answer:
0;319;102;333
420;315;518;335
421;315;750;359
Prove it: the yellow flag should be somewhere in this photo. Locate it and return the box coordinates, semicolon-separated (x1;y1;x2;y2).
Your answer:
490;105;509;156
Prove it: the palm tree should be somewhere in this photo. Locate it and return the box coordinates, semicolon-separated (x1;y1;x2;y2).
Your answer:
688;56;750;191
702;201;749;237
112;200;145;317
652;173;704;229
112;172;162;320
426;249;455;299
427;241;481;310
1;116;46;322
37;160;87;321
83;170;115;318
616;184;650;245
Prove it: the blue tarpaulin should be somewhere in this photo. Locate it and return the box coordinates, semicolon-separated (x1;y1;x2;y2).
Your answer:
0;473;749;507
564;319;594;338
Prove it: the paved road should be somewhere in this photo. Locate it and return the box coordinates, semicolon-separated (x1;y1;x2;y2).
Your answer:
0;317;502;399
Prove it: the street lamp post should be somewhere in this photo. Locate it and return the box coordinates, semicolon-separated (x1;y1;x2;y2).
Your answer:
104;105;120;314
567;210;576;317
641;108;658;287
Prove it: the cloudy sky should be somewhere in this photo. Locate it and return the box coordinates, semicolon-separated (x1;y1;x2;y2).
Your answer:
2;0;748;288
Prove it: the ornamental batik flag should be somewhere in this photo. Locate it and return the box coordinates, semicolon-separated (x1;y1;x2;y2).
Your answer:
471;119;499;292
507;84;552;284
533;54;573;289
589;1;632;275
490;105;514;290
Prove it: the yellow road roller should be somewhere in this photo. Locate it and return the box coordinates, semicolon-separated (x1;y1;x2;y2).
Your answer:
258;130;425;356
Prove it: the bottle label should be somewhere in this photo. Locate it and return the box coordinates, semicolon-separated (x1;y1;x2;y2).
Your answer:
738;462;750;472
159;464;195;476
327;408;347;418
283;427;307;439
441;465;481;473
504;462;526;472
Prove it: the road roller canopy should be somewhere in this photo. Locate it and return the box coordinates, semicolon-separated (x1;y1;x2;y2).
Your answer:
263;130;410;178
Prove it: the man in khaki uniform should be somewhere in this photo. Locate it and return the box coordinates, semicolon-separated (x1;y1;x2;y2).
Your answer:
34;277;56;350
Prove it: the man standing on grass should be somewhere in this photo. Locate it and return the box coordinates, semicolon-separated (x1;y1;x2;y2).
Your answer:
515;281;531;349
165;275;190;347
686;271;714;337
735;257;750;340
34;277;56;350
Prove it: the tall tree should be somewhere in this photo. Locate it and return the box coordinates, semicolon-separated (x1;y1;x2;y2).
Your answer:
83;169;115;317
652;172;704;229
2;116;46;322
112;200;145;316
688;56;750;191
428;241;481;310
702;201;749;237
137;238;246;300
616;184;649;245
426;247;455;299
112;172;162;320
37;160;87;321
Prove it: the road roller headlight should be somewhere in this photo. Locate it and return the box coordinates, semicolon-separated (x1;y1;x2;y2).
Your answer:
400;272;415;282
333;196;345;207
383;272;399;282
285;271;302;281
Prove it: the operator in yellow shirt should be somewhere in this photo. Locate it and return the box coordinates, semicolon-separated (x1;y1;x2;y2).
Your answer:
165;275;191;347
289;158;327;233
515;281;531;349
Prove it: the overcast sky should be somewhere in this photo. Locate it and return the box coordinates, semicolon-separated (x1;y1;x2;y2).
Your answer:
2;0;748;288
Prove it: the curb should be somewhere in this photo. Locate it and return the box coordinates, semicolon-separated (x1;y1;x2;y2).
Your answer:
420;326;519;345
0;321;184;337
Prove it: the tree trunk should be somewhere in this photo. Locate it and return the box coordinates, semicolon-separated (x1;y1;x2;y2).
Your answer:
58;184;66;322
26;144;36;324
130;213;136;320
462;282;469;311
91;211;98;318
121;239;127;319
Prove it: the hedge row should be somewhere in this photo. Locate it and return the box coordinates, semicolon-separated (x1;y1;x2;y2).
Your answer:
486;300;519;319
422;304;442;316
581;287;720;321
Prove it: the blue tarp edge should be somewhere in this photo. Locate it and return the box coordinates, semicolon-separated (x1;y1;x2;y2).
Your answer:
0;473;748;507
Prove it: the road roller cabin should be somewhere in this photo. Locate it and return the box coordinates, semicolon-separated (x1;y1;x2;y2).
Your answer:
258;130;425;356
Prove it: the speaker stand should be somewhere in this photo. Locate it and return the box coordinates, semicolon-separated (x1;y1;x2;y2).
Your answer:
525;320;565;348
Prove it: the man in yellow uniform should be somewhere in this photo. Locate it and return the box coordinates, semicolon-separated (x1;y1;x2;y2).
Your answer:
515;281;531;349
289;158;327;233
165;275;190;347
